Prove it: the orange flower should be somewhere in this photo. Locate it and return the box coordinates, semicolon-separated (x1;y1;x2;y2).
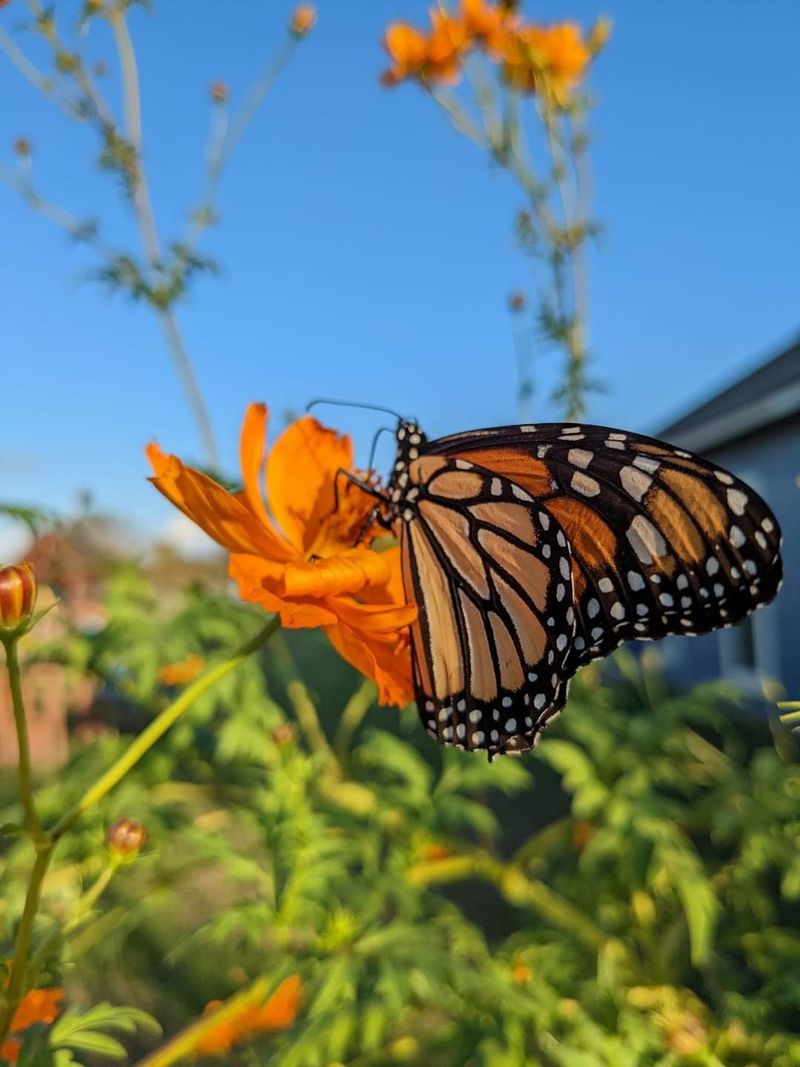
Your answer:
382;9;468;86
195;975;303;1055
289;4;316;38
460;0;517;58
571;819;595;850
501;22;591;100
147;405;416;707
420;841;455;862
158;653;205;687
1;986;62;1064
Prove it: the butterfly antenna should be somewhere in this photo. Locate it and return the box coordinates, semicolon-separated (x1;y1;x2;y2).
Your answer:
367;426;393;472
306;398;406;422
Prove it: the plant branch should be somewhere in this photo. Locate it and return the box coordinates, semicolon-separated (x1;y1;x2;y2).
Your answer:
51;615;280;840
1;636;43;841
334;678;376;765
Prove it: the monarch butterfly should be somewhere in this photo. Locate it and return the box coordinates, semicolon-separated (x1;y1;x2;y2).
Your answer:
366;417;783;759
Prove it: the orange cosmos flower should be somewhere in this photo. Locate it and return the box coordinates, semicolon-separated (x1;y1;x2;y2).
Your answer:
195;975;303;1055
382;9;468;86
1;986;63;1064
459;0;518;58
147;405;415;707
501;22;591;100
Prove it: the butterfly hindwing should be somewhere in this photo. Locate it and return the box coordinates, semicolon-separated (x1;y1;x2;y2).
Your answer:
398;456;576;757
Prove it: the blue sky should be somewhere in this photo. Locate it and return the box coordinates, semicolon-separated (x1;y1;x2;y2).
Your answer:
1;0;799;555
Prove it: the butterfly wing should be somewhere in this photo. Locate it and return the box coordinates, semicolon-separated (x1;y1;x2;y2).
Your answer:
398;455;576;756
426;423;783;671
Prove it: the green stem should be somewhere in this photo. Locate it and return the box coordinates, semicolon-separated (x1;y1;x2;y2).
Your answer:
134;976;271;1067
0;844;54;1044
271;636;339;769
334;678;376;765
408;849;609;954
1;635;43;840
0;616;280;1044
66;858;122;933
110;7;220;469
52;616;279;839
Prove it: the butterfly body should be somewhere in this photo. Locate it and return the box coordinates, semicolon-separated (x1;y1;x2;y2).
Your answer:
379;420;783;760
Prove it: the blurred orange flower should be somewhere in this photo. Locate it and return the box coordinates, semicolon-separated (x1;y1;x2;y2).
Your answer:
1;986;62;1064
158;653;205;687
195;975;303;1056
460;0;517;58
511;959;533;984
382;10;468;86
501;22;590;100
147;405;416;706
289;4;316;38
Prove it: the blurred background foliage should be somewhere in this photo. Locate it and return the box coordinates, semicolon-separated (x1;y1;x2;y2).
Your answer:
3;563;800;1064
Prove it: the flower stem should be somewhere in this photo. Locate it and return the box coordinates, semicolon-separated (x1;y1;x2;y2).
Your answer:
109;6;220;469
407;849;610;954
134;976;271;1067
52;615;280;839
1;635;44;841
0;844;54;1043
0;616;280;1044
334;678;376;765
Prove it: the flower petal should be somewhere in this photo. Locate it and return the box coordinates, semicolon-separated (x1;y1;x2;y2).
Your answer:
327;619;414;707
266;416;354;554
229;554;338;627
330;594;417;636
239;404;290;551
281;550;391;599
147;442;293;561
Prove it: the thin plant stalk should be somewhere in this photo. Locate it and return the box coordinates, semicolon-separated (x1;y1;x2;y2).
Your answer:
0;615;280;1046
0;636;44;841
109;7;219;468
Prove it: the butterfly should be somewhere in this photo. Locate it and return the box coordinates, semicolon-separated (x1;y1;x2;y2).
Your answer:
370;418;783;759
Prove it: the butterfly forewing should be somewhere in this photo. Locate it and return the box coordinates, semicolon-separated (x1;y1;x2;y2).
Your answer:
398;456;576;756
426;423;783;672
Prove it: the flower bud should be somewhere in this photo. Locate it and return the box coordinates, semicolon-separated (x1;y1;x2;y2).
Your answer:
272;723;295;747
0;563;37;633
210;80;229;104
587;16;613;55
13;137;31;157
106;817;147;859
508;291;526;313
289;5;316;38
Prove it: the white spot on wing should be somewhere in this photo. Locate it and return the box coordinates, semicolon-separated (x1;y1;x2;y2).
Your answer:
571;472;600;497
633;455;660;474
567;448;593;469
620;465;652;501
727;488;748;515
626;515;667;563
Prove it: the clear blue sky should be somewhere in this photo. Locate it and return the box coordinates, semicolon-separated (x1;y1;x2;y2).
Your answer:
2;0;799;553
